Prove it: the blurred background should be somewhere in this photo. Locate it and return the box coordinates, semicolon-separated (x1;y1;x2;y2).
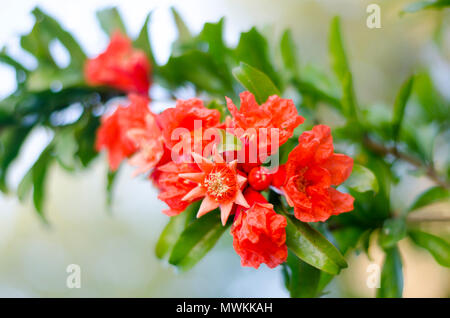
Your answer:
0;0;449;297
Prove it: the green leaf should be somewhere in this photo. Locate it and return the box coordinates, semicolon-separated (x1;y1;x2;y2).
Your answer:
341;71;359;120
407;186;450;212
283;252;321;298
20;15;56;67
379;218;407;249
377;246;403;298
0;50;29;85
329;17;349;84
232;62;280;104
170;7;192;43
160;50;233;96
234;27;280;87
168;210;228;271
27;145;54;221
53;128;78;171
155;201;198;259
409;230;450;267
279;209;348;275
133;12;157;66
344;164;379;193
332;226;365;254
280;30;299;78
32;7;86;69
0;126;32;192
96;7;127;36
199;19;228;68
402;0;450;14
392;76;414;141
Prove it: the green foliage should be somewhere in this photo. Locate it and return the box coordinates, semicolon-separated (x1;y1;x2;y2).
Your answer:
377;246;403;298
232;62;280;103
155;202;198;259
378;218;407;249
409;230;450;267
96;7;127;36
282;252;322;298
392;76;415;141
344;164;379;193
402;0;450;14
168;210;229;271
407;186;450;212
279;208;348;275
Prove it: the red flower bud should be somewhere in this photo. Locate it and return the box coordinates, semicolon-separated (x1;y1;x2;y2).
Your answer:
248;166;273;191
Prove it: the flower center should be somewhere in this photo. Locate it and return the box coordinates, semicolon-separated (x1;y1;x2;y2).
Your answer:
294;167;308;193
204;165;237;202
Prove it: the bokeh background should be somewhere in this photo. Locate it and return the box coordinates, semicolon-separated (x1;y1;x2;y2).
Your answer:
0;0;449;297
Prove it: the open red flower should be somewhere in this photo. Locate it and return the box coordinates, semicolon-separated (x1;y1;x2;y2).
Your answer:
96;94;152;170
180;149;249;225
231;189;287;269
282;125;354;222
226;91;304;153
85;32;151;95
156;158;201;216
157;98;221;151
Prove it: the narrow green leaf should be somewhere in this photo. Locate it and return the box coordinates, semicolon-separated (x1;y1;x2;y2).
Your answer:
155;201;198;259
31;145;54;221
279;209;348;275
0;126;31;192
379;218;407;249
377;246;403;298
344;164;379;193
133;12;157;66
329;17;349;83
169;210;228;271
96;7;127;36
392;76;414;141
170;7;192;43
280;30;299;78
341;72;359;120
283;252;321;298
0;50;27;72
407;186;450;212
409;230;450;267
232;62;280;104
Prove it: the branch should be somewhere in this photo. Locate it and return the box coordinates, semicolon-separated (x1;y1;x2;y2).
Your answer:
363;135;450;189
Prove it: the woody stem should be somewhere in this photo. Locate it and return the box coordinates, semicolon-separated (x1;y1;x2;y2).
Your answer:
363;135;450;190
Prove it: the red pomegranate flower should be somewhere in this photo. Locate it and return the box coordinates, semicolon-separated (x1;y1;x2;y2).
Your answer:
180;149;249;225
96;94;152;170
226;91;304;152
157;98;221;150
231;189;287;269
156;159;201;216
282;125;354;222
85;32;151;95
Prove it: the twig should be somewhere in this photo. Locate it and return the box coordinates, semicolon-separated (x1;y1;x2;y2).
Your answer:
363;135;450;189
